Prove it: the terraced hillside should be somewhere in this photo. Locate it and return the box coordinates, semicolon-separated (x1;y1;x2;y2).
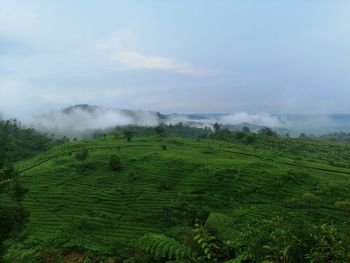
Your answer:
5;135;350;257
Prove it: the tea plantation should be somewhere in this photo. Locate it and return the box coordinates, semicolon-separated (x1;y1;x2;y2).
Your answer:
3;135;350;260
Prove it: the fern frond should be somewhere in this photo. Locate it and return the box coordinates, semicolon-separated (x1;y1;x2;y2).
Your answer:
138;233;193;261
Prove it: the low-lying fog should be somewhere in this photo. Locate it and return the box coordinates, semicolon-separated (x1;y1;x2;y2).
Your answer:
2;104;350;138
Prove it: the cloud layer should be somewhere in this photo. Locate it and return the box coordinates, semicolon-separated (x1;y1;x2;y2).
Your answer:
112;51;217;76
28;105;283;138
1;0;350;119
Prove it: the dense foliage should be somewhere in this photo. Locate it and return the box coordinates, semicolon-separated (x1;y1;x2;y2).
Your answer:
0;166;28;258
0;119;66;164
318;132;350;144
137;216;350;263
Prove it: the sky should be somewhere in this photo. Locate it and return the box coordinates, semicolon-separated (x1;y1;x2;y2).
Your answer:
1;0;350;120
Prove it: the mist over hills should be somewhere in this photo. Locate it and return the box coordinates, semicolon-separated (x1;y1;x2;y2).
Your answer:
13;104;350;138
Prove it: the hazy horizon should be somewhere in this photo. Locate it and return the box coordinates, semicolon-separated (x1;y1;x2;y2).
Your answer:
1;0;350;120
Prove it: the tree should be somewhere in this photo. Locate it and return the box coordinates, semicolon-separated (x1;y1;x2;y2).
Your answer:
242;126;250;133
0;119;59;164
213;122;221;132
306;224;350;262
75;148;89;170
123;130;134;142
109;154;124;172
154;125;166;137
0;165;28;258
299;133;308;139
259;127;277;137
244;134;257;144
0;152;5;170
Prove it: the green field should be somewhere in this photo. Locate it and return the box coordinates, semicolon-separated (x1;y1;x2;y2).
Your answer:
4;135;350;259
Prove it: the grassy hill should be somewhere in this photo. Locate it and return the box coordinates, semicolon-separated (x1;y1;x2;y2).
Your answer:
4;134;350;260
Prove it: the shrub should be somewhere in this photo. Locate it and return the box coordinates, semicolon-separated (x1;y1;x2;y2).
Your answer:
244;134;257;144
334;200;350;213
109;154;124;172
202;146;217;154
159;178;170;191
127;171;137;181
301;192;321;208
205;213;234;241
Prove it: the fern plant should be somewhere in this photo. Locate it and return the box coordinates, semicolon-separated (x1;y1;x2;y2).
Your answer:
137;221;236;263
193;221;221;262
138;233;195;262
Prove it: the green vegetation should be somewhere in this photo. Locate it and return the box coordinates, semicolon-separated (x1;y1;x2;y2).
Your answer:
75;148;90;171
2;125;350;261
319;132;350;144
109;123;210;139
154;125;167;137
0;119;65;164
0;165;28;258
109;154;124;172
123;130;134;142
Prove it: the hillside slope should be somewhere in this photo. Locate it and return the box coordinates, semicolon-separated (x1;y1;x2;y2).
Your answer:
5;135;350;257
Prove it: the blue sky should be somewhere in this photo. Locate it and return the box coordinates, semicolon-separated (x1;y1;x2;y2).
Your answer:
1;0;350;119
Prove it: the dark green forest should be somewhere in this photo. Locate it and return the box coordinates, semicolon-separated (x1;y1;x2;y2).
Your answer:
0;119;68;164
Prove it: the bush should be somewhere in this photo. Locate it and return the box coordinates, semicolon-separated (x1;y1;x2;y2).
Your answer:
334;200;350;213
128;171;137;181
244;134;256;144
202;146;217;154
205;213;234;241
109;154;124;172
301;192;321;208
159;179;170;191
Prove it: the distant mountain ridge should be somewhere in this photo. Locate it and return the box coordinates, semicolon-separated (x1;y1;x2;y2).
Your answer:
30;104;350;137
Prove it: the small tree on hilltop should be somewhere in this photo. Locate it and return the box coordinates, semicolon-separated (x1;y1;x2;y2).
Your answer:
213;122;221;132
123;129;134;142
259;127;277;137
155;125;166;137
76;148;89;170
109;154;124;172
242;126;250;133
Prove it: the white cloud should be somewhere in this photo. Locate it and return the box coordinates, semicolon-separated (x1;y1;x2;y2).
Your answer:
32;107;159;132
112;51;218;76
88;29;218;76
219;112;282;128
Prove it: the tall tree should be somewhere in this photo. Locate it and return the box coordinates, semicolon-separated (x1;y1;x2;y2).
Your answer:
75;148;89;170
154;125;166;137
123;130;134;142
0;166;28;258
213;122;221;132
